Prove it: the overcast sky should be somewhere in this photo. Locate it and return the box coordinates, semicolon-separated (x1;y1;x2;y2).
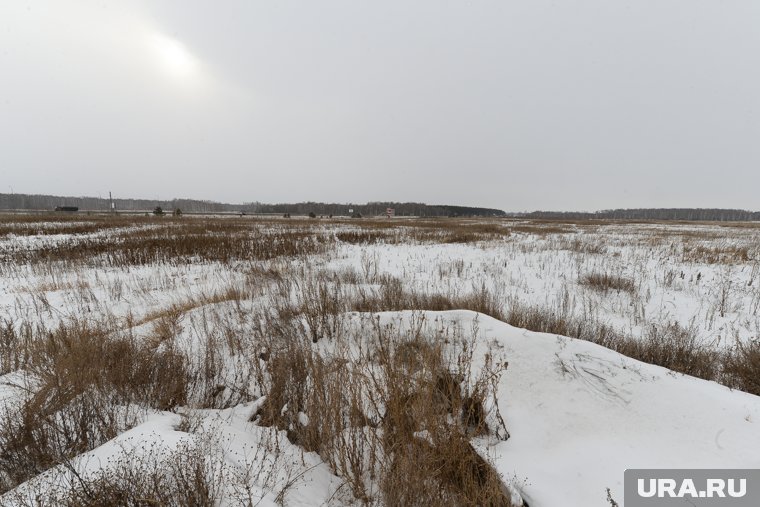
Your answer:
1;1;758;211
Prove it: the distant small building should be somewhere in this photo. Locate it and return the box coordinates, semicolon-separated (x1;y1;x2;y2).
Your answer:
54;206;79;212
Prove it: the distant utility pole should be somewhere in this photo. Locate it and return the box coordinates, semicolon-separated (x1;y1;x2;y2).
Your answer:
109;191;115;214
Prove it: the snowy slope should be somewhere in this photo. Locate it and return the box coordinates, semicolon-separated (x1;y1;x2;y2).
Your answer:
397;311;760;507
3;310;758;506
2;406;347;507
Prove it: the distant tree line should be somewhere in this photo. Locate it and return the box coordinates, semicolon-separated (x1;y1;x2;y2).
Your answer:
6;193;754;221
0;193;505;217
252;202;506;217
513;208;760;221
0;194;244;213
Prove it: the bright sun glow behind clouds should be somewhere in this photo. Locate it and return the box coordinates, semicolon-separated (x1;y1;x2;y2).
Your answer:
151;33;199;81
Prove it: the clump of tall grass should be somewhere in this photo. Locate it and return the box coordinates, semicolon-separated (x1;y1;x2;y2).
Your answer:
252;301;512;506
0;320;188;493
580;272;636;294
0;319;33;375
681;244;752;264
722;339;760;396
352;276;505;322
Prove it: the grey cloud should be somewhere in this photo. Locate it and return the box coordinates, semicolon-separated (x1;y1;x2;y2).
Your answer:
1;1;758;210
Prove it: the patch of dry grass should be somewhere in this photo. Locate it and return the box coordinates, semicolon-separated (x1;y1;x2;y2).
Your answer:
0;321;189;493
580;273;636;294
505;303;738;389
722;339;760;396
252;298;511;505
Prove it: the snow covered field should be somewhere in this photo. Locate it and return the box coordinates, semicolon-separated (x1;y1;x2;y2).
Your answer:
0;214;758;506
